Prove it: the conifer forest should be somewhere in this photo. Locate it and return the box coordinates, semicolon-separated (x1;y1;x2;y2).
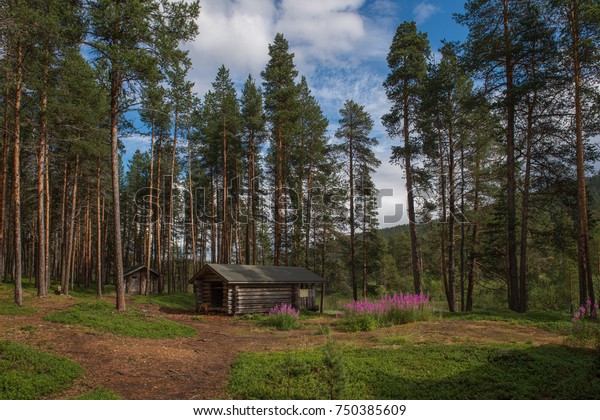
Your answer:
0;0;599;316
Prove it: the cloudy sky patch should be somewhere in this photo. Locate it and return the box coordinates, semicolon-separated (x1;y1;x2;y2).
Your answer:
413;2;441;24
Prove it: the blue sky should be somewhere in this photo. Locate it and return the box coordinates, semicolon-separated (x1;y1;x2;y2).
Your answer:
126;0;469;227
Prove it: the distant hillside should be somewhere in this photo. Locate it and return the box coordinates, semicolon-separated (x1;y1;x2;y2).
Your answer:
378;224;409;241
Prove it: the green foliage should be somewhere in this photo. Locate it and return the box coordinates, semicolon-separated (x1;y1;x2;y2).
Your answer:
133;292;195;310
265;314;300;331
75;387;121;400
44;301;195;338
20;325;37;332
229;343;600;399
321;337;346;399
568;319;600;346
444;310;572;333
342;313;379;332
0;301;37;316
0;340;83;399
314;324;332;335
236;313;269;323
380;336;409;346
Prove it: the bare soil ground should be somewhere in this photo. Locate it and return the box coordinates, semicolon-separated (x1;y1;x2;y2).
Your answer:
0;295;565;400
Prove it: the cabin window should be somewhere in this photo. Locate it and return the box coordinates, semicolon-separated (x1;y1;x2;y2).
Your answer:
209;282;224;308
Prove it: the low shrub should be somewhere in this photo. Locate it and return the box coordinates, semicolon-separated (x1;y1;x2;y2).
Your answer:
0;340;83;399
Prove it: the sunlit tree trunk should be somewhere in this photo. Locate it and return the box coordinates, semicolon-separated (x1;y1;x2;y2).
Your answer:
13;40;23;306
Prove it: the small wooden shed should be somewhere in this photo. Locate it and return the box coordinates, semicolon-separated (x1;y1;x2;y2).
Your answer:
124;265;160;295
188;264;326;315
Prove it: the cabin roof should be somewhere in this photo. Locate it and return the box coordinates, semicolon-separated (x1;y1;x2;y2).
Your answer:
124;265;160;278
188;263;326;285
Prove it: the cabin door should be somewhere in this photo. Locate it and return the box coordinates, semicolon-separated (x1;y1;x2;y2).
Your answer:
209;282;224;309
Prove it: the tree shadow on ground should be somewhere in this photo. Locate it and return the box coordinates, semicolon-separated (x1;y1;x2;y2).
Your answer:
368;345;600;399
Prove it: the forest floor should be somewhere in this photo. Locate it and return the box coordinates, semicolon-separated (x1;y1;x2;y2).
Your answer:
0;292;570;400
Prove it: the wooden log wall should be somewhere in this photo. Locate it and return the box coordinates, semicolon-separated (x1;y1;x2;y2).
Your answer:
232;285;293;314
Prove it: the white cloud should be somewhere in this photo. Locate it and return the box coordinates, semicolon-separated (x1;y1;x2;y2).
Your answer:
186;0;371;93
413;2;440;24
186;0;276;92
275;0;366;69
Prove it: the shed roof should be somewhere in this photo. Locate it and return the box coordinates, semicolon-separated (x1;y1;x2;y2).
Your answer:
188;263;326;285
124;265;160;278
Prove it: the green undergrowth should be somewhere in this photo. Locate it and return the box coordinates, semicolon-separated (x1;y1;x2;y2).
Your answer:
75;387;122;400
444;310;572;333
44;301;196;339
69;286;115;299
133;292;195;311
229;342;600;399
0;281;37;315
0;340;83;399
0;301;37;316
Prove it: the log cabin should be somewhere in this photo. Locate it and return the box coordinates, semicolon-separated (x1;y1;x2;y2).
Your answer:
124;265;160;294
188;263;326;315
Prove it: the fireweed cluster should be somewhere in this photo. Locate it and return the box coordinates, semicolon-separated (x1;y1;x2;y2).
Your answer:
267;303;301;330
571;298;600;345
340;293;433;331
572;298;599;321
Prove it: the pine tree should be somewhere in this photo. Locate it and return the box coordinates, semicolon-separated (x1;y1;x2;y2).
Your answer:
335;100;380;301
551;0;600;306
86;0;199;309
261;34;300;266
241;75;266;265
383;21;430;295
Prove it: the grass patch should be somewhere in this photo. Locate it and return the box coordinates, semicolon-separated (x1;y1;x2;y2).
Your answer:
0;301;37;316
0;340;83;399
20;325;37;332
133;292;195;311
229;343;600;399
444;310;572;333
75;387;121;400
379;336;409;346
44;301;196;339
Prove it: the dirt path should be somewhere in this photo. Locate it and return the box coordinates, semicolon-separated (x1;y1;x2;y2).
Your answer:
0;296;566;400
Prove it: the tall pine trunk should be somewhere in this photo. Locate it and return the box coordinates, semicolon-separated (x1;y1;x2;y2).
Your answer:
436;121;450;309
110;67;126;310
96;159;102;298
349;131;357;301
519;88;536;313
146;116;155;294
0;40;10;279
167;112;178;292
62;154;79;295
404;84;422;294
503;0;520;312
569;0;595;305
155;135;163;293
12;40;23;306
221;113;228;264
466;155;481;311
36;57;49;297
447;129;456;312
274;125;283;266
